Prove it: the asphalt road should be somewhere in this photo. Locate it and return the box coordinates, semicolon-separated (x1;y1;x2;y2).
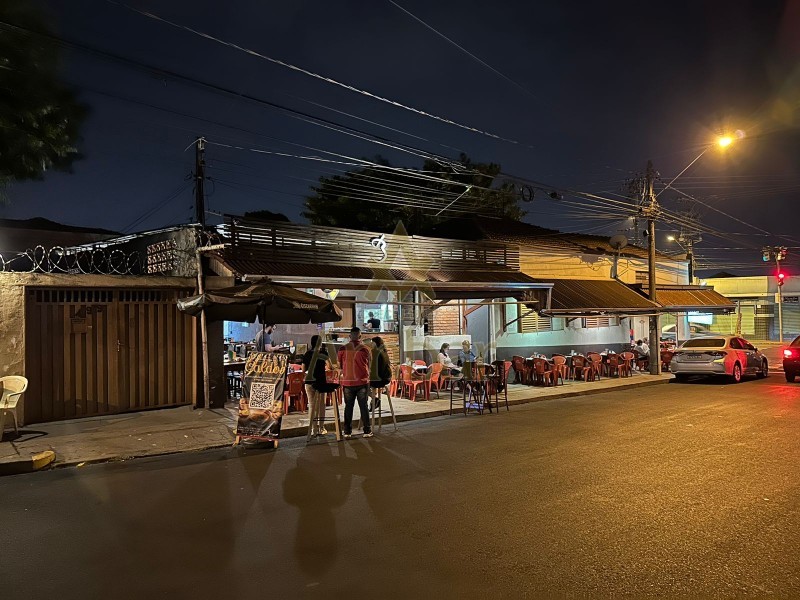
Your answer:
3;375;800;599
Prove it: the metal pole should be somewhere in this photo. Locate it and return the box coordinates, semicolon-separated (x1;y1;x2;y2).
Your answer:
686;238;694;285
777;256;784;343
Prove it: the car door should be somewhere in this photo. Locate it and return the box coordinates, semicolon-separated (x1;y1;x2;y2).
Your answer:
738;338;756;373
743;340;761;373
728;337;746;373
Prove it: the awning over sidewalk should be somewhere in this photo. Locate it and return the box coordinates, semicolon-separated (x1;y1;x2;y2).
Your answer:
635;285;735;313
535;278;660;316
209;251;552;303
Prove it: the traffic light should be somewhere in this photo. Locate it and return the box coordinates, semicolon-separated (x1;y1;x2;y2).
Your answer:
777;272;786;286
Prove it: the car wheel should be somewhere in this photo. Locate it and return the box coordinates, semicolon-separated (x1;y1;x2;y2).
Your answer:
674;374;690;383
787;372;797;383
756;360;768;379
731;362;742;383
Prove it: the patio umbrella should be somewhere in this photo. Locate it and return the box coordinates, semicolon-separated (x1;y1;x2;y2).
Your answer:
177;281;342;324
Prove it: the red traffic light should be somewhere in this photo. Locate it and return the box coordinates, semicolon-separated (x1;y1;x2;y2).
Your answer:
777;272;786;286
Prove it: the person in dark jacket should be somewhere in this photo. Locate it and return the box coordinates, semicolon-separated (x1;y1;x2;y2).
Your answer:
302;335;330;436
369;336;392;411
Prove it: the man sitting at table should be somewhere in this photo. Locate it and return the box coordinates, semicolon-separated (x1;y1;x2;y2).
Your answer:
634;339;650;369
458;340;476;366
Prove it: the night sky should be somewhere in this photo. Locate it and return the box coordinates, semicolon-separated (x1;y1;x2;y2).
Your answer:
4;0;800;275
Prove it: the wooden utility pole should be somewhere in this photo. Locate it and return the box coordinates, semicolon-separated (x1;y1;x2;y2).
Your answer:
194;137;210;408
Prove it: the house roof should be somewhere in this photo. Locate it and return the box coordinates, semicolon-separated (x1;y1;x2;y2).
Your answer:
426;216;672;261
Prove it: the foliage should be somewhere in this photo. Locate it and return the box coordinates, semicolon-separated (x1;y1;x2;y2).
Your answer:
243;209;290;222
303;153;524;233
0;1;88;197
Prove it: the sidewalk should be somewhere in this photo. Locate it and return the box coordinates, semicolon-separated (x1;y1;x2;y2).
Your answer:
0;371;673;475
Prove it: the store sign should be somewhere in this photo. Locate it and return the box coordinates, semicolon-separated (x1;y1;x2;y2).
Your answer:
784;296;799;304
370;234;387;262
236;352;288;442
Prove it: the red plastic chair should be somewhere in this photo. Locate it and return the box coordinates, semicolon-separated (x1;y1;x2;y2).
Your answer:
551;355;567;385
571;355;594;381
426;363;445;398
532;358;557;386
511;355;526;384
619;352;635;377
283;371;308;413
400;365;427;401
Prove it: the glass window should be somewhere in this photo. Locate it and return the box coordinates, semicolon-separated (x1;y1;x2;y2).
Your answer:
681;338;726;348
790;335;800;347
729;338;742;350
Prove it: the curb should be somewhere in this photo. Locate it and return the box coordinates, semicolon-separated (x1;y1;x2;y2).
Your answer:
1;376;673;475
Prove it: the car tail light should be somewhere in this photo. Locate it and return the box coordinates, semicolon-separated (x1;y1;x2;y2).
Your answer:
785;348;799;359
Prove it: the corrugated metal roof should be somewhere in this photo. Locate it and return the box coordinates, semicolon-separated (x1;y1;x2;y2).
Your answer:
209;253;549;300
644;286;735;311
536;278;660;315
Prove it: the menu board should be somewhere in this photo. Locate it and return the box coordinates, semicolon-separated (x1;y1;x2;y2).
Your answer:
236;352;288;442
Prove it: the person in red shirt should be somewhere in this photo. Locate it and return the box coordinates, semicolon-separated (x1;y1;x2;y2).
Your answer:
337;327;373;438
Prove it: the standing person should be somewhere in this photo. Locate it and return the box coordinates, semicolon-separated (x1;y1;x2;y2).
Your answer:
302;335;330;436
364;311;381;331
255;323;280;352
337;327;373;439
369;336;392;411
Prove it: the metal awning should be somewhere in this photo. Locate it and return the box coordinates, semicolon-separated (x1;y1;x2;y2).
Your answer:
535;278;660;316
636;285;735;313
209;253;552;303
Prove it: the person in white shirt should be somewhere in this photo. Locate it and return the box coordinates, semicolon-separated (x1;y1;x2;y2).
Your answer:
438;343;461;375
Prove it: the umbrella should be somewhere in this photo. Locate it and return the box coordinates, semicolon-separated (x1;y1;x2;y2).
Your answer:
177;282;342;324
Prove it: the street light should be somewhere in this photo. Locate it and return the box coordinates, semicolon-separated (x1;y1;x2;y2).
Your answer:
657;133;740;198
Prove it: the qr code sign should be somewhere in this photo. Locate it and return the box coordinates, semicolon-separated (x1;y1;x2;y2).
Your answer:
249;382;277;410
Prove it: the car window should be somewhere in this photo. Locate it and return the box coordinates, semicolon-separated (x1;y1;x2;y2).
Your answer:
729;338;742;350
791;336;800;348
681;338;725;348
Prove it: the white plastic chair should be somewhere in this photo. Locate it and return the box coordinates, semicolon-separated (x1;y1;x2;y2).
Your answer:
0;376;28;438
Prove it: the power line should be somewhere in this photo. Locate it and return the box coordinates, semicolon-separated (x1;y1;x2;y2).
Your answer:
387;0;540;101
105;0;530;147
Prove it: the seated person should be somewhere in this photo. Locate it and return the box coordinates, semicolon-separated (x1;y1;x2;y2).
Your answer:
458;340;477;366
634;339;650;368
438;343;461;375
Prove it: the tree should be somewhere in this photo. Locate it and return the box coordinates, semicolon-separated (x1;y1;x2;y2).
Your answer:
243;209;290;222
0;1;88;198
302;153;524;233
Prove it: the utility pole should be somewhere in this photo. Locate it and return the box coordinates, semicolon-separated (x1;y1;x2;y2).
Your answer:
762;246;787;343
685;237;694;284
642;160;660;375
194;136;210;408
195;136;206;227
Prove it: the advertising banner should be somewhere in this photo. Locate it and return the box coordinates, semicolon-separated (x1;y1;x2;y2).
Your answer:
236;352;288;442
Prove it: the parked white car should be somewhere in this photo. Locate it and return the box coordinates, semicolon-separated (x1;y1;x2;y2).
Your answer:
669;335;769;383
660;323;711;341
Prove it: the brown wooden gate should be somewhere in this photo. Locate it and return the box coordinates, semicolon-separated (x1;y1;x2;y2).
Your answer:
24;287;197;423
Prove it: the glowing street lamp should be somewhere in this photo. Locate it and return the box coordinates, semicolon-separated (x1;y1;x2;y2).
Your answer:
717;135;733;148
